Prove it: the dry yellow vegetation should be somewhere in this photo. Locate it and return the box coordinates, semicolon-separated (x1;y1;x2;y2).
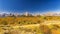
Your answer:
0;16;60;34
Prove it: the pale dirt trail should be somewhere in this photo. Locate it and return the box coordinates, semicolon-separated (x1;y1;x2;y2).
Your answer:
1;20;60;28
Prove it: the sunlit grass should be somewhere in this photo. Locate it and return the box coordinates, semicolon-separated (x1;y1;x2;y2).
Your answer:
0;16;60;34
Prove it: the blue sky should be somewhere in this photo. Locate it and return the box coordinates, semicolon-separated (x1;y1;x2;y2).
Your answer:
0;0;60;13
